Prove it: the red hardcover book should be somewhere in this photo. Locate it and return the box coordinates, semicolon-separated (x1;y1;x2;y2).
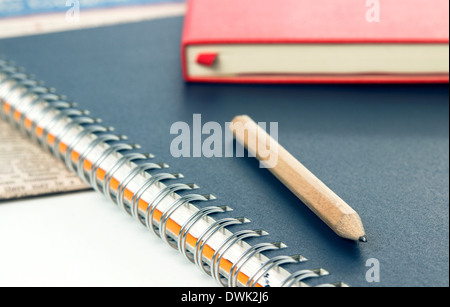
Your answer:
181;0;449;84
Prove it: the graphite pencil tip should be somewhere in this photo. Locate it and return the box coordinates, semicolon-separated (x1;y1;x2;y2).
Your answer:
359;236;368;243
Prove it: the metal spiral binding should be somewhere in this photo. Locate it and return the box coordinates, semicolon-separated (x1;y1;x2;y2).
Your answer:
211;229;268;286
30;97;77;144
4;78;43;128
77;133;129;184
159;192;214;247
19;91;72;137
116;161;169;214
246;254;307;287
280;268;331;287
51;115;102;158
131;172;184;223
103;152;155;202
88;142;140;192
1;73;33;125
147;189;206;238
228;242;288;287
177;205;233;263
194;217;251;273
0;58;346;288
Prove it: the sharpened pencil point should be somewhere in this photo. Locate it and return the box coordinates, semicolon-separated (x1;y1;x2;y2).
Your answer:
359;236;368;243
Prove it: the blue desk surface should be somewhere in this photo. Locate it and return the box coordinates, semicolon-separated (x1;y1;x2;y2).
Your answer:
0;16;448;287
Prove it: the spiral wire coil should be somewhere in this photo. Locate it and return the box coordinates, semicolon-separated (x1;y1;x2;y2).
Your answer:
0;58;346;287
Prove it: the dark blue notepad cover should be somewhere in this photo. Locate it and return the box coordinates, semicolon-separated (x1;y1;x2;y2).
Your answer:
0;16;448;287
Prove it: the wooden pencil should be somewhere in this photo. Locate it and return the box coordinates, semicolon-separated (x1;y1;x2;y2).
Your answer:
231;115;367;242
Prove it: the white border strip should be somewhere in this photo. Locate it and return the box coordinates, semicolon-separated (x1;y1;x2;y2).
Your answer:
0;2;186;39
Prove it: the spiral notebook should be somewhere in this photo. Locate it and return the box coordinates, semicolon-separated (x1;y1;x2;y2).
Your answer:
0;60;337;288
0;16;448;287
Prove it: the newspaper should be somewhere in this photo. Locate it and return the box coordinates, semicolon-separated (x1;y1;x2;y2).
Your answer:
0;120;90;200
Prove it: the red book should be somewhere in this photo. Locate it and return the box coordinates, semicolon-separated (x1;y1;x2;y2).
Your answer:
181;0;449;84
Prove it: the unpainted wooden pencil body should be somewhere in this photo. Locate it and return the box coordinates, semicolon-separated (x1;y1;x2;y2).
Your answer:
231;115;366;242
